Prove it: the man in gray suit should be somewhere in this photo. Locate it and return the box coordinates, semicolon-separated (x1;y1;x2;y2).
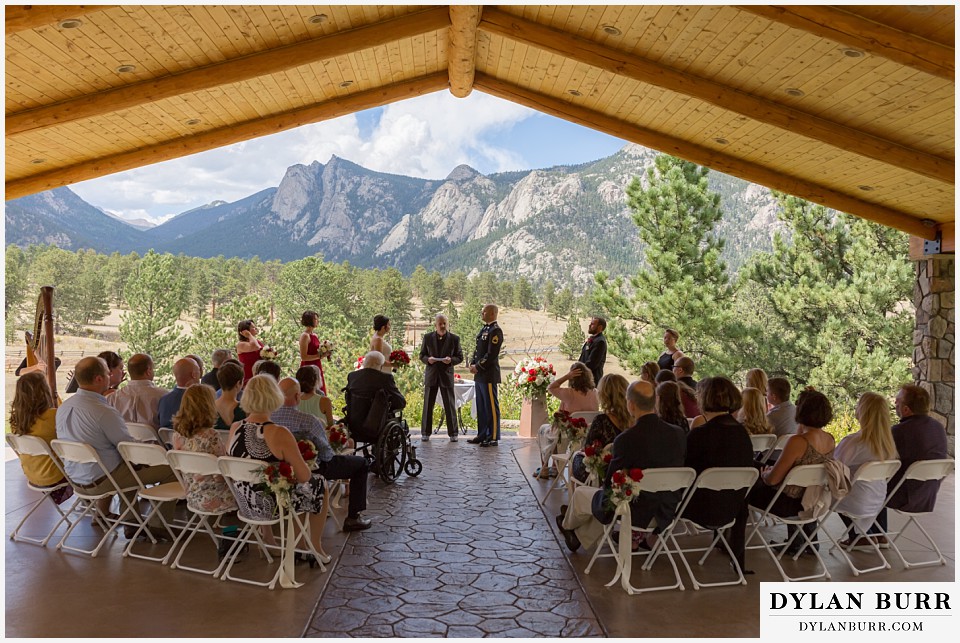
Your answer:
766;377;797;437
419;314;464;442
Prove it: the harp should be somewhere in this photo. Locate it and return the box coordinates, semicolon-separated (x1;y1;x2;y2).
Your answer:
24;286;59;405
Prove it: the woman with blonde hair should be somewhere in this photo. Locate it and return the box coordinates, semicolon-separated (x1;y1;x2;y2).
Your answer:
9;372;73;505
833;391;898;547
737;387;774;435
745;368;769;403
569;374;630;484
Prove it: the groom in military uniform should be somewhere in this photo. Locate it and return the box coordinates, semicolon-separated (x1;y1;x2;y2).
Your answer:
468;304;503;447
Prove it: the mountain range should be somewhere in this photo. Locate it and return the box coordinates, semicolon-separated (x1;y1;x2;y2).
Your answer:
4;144;781;286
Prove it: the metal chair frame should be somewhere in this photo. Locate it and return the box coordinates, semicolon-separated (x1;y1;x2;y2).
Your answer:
6;434;76;547
117;441;186;562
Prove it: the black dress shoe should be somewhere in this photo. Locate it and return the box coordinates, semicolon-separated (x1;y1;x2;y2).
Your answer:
467;437;484;444
479;440;498;447
343;515;372;532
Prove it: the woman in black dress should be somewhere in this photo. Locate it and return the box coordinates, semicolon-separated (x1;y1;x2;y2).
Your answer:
657;328;685;371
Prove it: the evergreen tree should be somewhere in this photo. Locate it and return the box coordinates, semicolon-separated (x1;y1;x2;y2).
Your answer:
594;154;735;375
102;251;139;307
743;193;913;406
512;277;538;310
409;265;430;299
420;271;447;322
541;279;556;312
444;270;468;302
119;251;189;385
551;287;574;320
188;294;272;368
559;315;586;360
5;245;30;342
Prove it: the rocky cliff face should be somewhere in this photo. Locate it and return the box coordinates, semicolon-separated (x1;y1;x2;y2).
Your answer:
6;144;782;284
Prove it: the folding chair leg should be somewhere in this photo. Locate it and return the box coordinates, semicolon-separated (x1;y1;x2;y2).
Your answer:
887;516;947;569
9;494;75;547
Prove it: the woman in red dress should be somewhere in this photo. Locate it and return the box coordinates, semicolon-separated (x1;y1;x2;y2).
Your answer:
298;310;329;394
236;319;264;385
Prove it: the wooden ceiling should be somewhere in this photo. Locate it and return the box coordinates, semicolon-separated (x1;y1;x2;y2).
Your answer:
5;5;954;239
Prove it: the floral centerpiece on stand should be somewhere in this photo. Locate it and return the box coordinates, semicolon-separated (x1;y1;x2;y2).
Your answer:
256;460;297;510
511;356;556;399
552;409;589;445
607;468;645;509
326;422;351;454
297;439;318;470
582;441;613;483
389;349;411;368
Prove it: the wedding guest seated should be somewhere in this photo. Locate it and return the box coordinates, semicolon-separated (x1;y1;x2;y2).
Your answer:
265;376;373;533
253;359;282;381
186;354;205;374
569;373;630;485
558;380;686;552
672;356;700;417
684;377;755;570
201;348;231;390
872;384;948;542
640;361;659;384
747;387;835;555
344;352;406;441
295;365;334;428
766;377;797;437
9;372;73;505
109;353;169;429
98;351;125;397
737;387;774;435
833;392;897;547
213;362;245;431
172;385;237;514
157;358;201;429
654;369;675;384
745;368;769;409
536;362;599;480
655;381;689;433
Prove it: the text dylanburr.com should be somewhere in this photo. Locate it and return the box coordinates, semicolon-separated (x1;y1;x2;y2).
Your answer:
761;583;954;637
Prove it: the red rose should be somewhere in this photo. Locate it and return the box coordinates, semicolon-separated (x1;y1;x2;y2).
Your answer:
629;468;644;481
603;453;613;463
624;488;633;496
584;446;596;457
612;471;626;485
279;462;293;477
528;375;536;383
265;464;277;477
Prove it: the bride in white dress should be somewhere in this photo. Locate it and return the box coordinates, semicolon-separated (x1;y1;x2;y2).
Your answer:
369;315;394;373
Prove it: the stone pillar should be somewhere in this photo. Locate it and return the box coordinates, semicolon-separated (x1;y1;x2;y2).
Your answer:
912;256;955;455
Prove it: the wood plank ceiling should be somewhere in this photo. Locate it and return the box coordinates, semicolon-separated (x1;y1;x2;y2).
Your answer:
5;4;954;239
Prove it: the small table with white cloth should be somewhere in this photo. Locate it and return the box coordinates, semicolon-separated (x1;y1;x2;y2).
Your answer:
435;379;476;435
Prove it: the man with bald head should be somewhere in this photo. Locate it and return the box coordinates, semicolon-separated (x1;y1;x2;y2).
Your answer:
468;304;504;446
157;357;201;429
271;377;373;532
109;353;169;428
56;356;176;535
419;313;464;442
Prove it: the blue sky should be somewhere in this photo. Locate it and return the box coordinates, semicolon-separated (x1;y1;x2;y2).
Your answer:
71;91;627;224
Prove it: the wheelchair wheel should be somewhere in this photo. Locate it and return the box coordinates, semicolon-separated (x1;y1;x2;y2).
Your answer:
376;421;407;484
404;458;423;477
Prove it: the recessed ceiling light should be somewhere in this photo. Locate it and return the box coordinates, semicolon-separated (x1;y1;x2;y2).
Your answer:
713;138;729;145
784;87;805;97
567;89;582;97
339;80;354;88
116;64;137;73
858;185;875;192
185;118;201;126
602;25;621;36
58;19;83;29
842;48;864;58
308;14;328;25
30;158;46;164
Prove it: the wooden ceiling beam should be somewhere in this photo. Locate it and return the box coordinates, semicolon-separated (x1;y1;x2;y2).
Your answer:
737;5;954;81
479;8;954;186
5;74;449;201
448;5;483;98
474;73;938;239
5;5;116;34
6;7;450;137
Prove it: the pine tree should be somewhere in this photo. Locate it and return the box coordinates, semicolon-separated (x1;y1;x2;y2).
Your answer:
512;277;538;310
551;287;574;320
5;245;29;342
593;154;735;374
541;279;556;312
119;251;189;385
559;315;586;360
420;271;446;322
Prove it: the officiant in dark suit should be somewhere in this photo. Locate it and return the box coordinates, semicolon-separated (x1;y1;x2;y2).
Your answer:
579;316;608;384
419;314;464;442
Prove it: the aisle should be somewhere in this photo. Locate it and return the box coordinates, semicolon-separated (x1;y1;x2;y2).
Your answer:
304;436;604;637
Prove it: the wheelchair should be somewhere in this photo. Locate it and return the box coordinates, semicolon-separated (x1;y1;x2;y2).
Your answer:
342;387;423;484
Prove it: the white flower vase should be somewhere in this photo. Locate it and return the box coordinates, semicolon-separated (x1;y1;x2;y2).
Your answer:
519;394;548;438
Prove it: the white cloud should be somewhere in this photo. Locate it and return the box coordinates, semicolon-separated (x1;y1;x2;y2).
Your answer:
71;91;537;218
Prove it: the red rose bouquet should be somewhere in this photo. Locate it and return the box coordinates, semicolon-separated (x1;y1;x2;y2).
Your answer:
552;409;589;445
256;460;297;509
389;349;411;368
297;439;318;470
582;440;612;483
607;468;645;508
326;422;351;454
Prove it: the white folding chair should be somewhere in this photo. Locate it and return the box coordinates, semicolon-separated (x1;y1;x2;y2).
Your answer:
584;467;697;594
760;433;792;464
158;428;176;449
882;458;955;570
543;412;599;504
749;434;777;455
662;467;759;589
218;456;326;589
117;441;185;561
745;463;832;582
125;422;162;445
50;439;148;557
823;459;901;575
6;434;76;547
165;450;239;575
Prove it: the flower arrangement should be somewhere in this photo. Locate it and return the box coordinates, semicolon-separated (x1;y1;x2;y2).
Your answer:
389;349;411;368
582;440;613;482
607;468;645;508
260;346;278;360
354;355;365;371
256;461;297;509
297;439;318;470
326;422;351;454
510;356;556;398
552;409;589;445
319;339;334;358
454;373;462;382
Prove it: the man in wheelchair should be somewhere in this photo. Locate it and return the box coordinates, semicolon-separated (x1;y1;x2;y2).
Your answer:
345;352;407;445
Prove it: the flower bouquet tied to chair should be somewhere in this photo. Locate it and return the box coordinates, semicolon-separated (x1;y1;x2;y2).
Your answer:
553;409;589;446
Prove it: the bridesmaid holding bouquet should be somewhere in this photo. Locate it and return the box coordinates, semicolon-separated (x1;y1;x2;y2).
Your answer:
298;310;331;394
